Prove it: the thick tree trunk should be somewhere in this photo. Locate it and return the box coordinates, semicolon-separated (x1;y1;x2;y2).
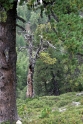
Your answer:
0;2;18;123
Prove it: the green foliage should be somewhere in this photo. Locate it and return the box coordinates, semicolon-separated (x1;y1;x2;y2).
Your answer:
17;92;83;124
1;121;15;124
0;0;13;11
17;86;27;99
0;0;14;22
1;122;10;124
34;0;83;96
16;33;26;48
39;107;51;118
16;1;83;97
17;4;28;21
16;50;28;100
40;52;56;65
34;58;53;96
16;50;28;92
29;11;39;30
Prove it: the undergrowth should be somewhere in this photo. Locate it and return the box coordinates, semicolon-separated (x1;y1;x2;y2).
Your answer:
16;92;83;124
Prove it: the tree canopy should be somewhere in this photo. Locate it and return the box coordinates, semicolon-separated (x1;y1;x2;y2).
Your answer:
16;0;83;96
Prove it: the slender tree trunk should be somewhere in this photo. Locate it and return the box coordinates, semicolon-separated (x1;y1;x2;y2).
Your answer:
0;2;18;123
52;72;60;96
44;81;48;94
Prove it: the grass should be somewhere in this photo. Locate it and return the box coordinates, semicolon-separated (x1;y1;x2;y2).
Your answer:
16;92;83;124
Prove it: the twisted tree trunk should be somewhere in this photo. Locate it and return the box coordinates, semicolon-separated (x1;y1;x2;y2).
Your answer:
0;2;18;123
26;33;43;98
26;33;34;98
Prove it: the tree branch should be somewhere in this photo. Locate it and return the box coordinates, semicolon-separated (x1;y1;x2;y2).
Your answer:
50;10;59;22
34;36;43;60
46;41;56;49
16;15;26;23
48;15;57;34
16;24;26;31
77;53;83;56
42;0;55;7
18;46;27;51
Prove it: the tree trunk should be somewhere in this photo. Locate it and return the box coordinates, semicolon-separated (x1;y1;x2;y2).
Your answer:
0;2;18;123
52;72;60;96
26;64;34;98
26;33;35;98
25;25;43;98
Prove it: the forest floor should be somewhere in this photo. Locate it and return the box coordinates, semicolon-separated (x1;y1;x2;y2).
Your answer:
17;92;83;124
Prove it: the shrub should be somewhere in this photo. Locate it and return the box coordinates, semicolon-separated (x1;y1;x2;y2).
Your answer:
39;108;51;118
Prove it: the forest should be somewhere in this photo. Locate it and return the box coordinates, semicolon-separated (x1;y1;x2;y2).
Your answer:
1;0;83;123
16;1;83;97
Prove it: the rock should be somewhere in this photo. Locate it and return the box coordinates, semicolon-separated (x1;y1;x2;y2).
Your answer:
59;108;66;112
16;120;22;124
76;92;83;96
72;101;80;106
52;107;57;112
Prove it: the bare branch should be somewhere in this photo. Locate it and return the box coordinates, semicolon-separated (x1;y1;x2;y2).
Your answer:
34;37;43;60
18;46;27;51
16;15;26;23
46;41;56;49
24;34;30;40
77;53;83;56
16;24;26;31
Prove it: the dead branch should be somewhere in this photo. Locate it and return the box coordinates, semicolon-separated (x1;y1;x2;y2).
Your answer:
46;41;56;49
34;36;43;60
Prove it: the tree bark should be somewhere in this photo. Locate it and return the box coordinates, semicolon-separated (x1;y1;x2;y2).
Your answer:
25;24;43;98
26;34;34;98
26;64;34;98
26;35;43;98
0;2;18;123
